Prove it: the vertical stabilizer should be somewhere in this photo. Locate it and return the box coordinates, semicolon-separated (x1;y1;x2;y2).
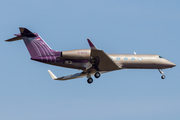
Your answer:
5;28;62;62
19;28;55;58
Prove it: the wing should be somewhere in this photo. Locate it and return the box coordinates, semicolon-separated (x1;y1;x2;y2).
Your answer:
87;39;121;71
48;70;88;80
48;70;108;80
48;39;121;81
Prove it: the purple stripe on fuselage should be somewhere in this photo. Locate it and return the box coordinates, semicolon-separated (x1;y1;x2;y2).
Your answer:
31;57;88;63
31;41;42;56
33;40;49;61
35;35;54;56
31;56;88;70
22;33;61;63
24;39;40;57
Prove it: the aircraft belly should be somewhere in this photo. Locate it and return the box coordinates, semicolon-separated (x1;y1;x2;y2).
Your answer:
36;58;88;70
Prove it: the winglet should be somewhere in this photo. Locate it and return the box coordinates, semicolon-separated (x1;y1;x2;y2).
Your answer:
48;70;57;80
87;39;97;50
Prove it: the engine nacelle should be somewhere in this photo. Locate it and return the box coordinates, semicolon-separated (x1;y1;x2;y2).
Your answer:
61;49;90;59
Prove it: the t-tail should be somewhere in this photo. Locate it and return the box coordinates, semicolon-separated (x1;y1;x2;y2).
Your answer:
5;27;61;62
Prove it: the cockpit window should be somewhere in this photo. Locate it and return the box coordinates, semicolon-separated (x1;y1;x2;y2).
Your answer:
159;56;164;58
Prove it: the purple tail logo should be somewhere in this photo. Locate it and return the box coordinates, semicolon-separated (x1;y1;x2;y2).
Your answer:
17;27;56;58
22;34;54;57
5;28;61;62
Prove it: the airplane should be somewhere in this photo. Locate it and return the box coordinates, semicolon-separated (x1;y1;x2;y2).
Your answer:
5;28;176;84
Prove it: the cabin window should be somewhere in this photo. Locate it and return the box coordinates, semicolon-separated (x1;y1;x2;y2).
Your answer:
159;56;164;58
116;57;120;60
124;57;128;60
139;58;143;61
131;58;135;60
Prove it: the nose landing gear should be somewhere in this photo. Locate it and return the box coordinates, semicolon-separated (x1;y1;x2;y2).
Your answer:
161;75;165;79
158;69;165;79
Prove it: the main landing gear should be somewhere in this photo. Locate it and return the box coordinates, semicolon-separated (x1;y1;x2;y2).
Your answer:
87;78;93;84
87;72;101;84
87;56;101;84
94;72;101;78
158;69;165;79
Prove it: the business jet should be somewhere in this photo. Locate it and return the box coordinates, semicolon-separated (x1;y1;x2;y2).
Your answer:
5;28;176;84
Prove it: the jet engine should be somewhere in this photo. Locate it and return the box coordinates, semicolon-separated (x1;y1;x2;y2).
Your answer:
61;49;90;59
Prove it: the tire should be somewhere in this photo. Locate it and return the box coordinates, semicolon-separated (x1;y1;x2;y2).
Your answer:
87;78;93;84
94;72;101;78
161;75;165;79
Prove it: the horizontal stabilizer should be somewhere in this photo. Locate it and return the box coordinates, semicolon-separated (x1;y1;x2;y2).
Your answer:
5;36;22;42
48;70;88;80
5;27;37;42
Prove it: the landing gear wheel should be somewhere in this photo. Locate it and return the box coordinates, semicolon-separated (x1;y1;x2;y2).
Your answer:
87;78;93;84
94;72;101;78
161;75;165;79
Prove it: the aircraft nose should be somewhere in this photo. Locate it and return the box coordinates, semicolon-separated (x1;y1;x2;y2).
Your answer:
169;62;176;68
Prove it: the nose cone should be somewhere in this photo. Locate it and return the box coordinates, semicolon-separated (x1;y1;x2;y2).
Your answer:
168;62;176;68
159;58;176;69
171;63;176;67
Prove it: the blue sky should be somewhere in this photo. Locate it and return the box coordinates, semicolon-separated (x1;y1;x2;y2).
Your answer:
0;0;180;120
